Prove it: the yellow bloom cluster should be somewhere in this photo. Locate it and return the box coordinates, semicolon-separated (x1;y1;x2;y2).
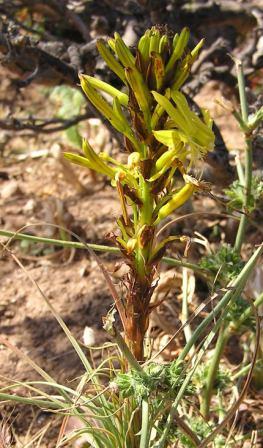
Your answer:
65;27;214;226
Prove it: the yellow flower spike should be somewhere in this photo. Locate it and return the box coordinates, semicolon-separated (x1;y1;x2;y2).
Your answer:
114;32;135;67
170;90;196;132
96;39;126;84
165;27;190;77
156;182;196;223
81;75;128;106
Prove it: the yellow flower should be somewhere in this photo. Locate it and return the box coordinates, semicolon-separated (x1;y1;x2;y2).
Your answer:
152;90;214;168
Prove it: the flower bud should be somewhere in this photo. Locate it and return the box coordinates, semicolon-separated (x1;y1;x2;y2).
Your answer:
128;152;141;168
156;183;196;223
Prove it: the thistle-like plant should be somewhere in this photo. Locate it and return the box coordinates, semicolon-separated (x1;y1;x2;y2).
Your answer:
65;26;215;360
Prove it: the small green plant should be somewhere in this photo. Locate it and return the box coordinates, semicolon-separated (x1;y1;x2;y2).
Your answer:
113;360;195;401
200;244;245;283
50;85;85;148
224;176;263;212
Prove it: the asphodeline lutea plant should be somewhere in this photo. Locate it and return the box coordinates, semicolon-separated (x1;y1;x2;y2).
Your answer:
65;26;215;360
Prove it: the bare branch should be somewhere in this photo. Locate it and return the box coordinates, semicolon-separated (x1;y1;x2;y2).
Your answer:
0;112;92;134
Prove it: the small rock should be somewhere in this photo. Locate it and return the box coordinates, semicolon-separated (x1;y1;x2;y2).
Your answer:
23;198;36;213
1;180;20;199
4;309;15;318
83;326;96;346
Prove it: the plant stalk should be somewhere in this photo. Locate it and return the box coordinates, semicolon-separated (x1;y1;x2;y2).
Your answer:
200;322;229;419
234;139;253;253
234;59;253;254
140;398;150;448
0;229;205;273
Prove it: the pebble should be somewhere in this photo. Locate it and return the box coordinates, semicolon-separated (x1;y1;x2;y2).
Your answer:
1;180;20;199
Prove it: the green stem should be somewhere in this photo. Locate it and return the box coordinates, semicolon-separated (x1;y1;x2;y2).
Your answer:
163;256;208;274
0;229;119;253
236;59;248;123
234;139;253;253
235;153;245;185
201;291;263;418
200;323;229;419
140;180;153;226
135;179;154;281
232;359;262;381
140;398;150;448
234;59;253;254
0;229;206;274
182;267;195;359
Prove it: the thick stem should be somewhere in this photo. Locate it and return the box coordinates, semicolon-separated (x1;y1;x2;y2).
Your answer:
125;276;153;361
126;178;155;360
125;315;147;361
